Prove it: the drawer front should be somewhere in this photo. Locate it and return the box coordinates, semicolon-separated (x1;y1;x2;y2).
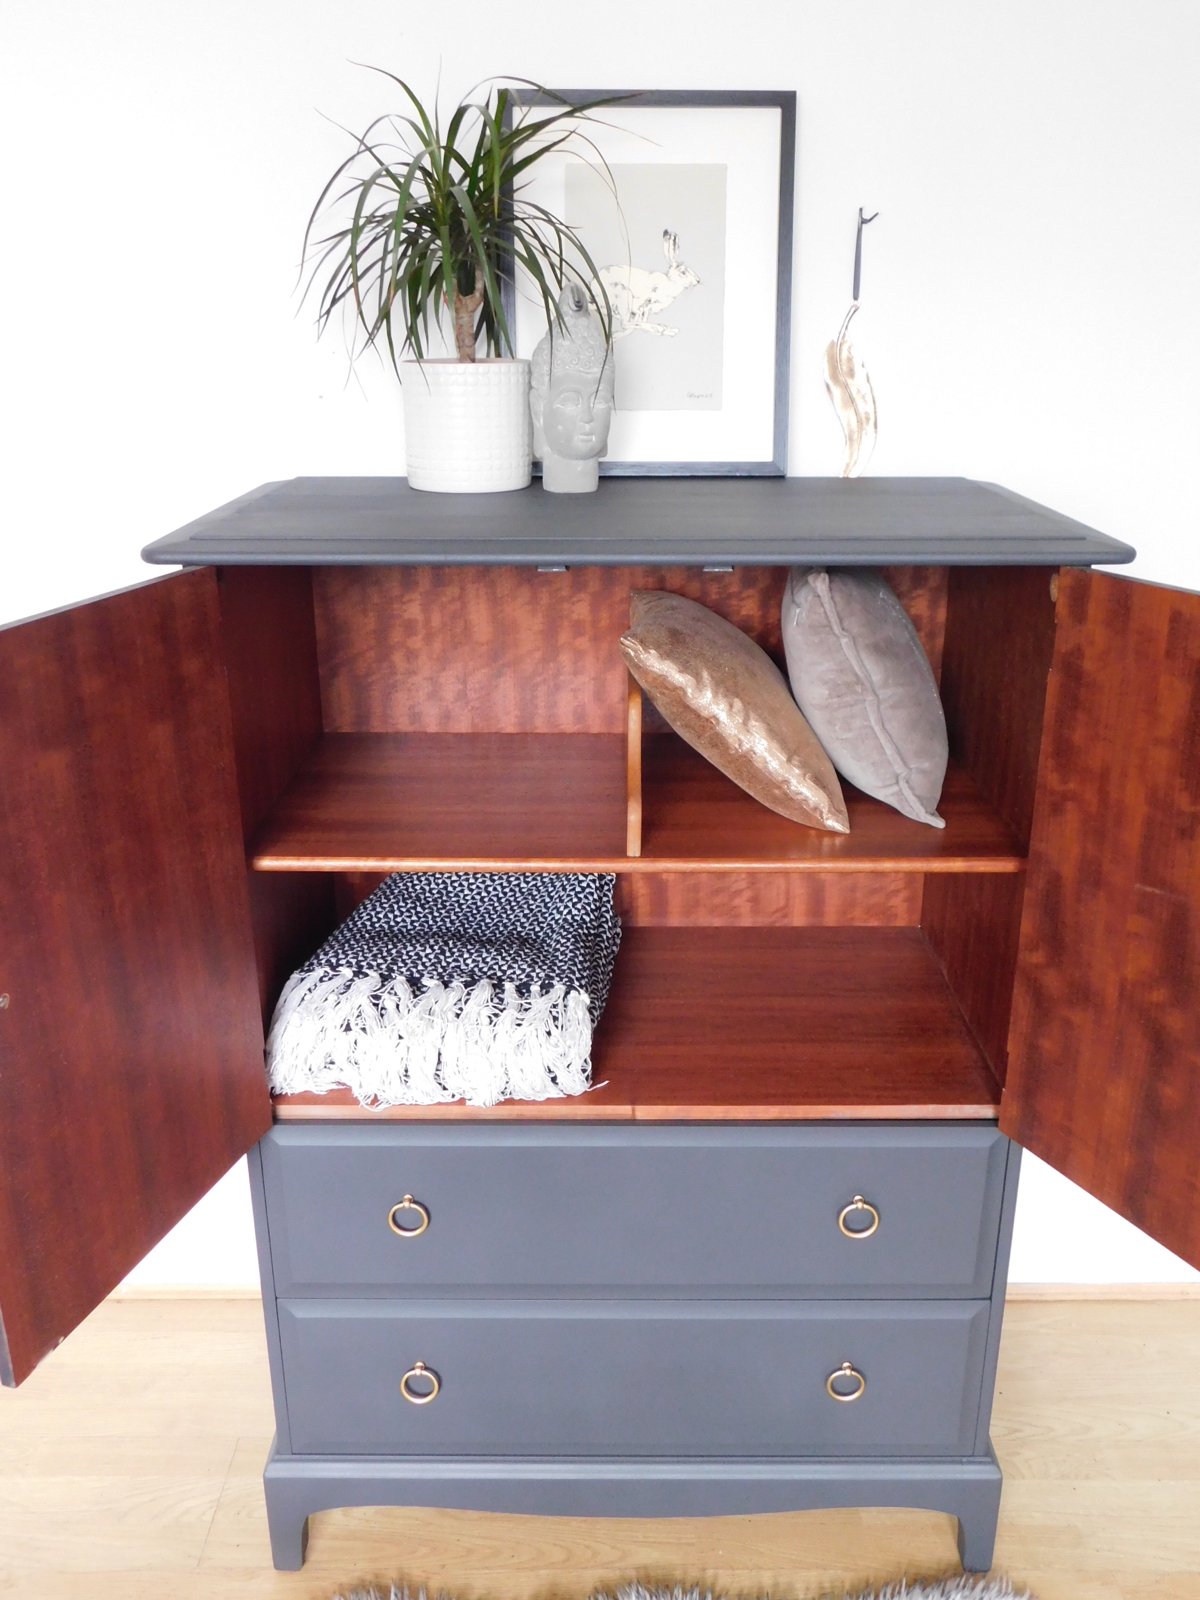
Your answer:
262;1124;1008;1298
278;1298;990;1458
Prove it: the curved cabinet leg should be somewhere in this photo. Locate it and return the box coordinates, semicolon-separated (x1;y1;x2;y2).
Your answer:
263;1481;310;1571
954;1478;1002;1573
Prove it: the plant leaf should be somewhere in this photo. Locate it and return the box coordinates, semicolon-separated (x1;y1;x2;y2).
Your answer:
300;72;629;369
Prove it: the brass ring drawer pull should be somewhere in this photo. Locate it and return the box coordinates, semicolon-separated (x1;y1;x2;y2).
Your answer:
837;1195;880;1239
400;1361;441;1405
826;1361;867;1403
387;1195;430;1237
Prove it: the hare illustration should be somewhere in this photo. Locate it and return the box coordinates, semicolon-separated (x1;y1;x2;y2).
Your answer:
597;230;700;339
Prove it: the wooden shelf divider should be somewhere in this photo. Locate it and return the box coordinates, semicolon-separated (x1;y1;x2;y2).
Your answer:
249;732;1025;876
625;676;643;859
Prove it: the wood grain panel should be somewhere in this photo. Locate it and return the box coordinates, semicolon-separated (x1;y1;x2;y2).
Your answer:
215;567;329;1020
313;565;947;735
618;872;921;926
215;567;322;839
0;572;270;1384
314;566;782;733
1002;570;1200;1268
272;927;998;1122
922;874;1026;1082
921;567;1055;1083
883;565;948;680
938;566;1057;847
247;872;335;1030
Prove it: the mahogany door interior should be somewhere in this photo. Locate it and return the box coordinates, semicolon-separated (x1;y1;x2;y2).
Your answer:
0;571;271;1384
1002;568;1200;1267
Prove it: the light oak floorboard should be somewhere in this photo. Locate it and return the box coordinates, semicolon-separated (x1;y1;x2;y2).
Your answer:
0;1297;1196;1600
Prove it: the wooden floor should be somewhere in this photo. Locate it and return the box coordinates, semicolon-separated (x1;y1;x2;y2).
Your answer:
0;1296;1196;1600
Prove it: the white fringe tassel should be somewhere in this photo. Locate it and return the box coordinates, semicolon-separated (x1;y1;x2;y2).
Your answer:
266;968;595;1109
336;1577;1031;1600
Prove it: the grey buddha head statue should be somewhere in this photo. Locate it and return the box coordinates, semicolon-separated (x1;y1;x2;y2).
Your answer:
529;283;615;493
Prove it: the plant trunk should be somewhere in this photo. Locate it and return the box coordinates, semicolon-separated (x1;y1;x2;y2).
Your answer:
452;269;484;362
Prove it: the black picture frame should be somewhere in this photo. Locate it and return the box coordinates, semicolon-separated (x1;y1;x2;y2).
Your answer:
508;89;796;478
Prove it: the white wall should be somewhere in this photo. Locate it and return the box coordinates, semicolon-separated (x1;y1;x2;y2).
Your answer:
4;0;1198;1287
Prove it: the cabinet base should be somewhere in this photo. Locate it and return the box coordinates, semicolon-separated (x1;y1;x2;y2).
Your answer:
262;1440;1002;1573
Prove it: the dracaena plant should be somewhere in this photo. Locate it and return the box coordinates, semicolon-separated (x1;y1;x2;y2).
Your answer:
302;71;618;368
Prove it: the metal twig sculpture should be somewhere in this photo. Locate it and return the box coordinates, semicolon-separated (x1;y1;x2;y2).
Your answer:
825;208;879;478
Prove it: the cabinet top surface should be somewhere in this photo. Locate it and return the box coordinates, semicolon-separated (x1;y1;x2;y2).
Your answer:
141;476;1135;568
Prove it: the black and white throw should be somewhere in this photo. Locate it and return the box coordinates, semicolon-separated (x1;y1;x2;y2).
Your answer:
266;872;621;1109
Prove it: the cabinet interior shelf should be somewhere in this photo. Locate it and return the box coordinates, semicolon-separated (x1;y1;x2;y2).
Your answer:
271;926;1000;1123
249;732;1024;875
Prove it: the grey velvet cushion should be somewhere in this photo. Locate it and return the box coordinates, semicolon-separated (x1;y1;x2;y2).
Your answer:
781;568;948;828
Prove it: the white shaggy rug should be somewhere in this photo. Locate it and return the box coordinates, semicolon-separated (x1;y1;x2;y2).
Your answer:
333;1579;1032;1600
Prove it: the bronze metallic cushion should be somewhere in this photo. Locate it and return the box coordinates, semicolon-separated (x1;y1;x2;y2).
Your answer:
781;568;948;828
620;590;850;833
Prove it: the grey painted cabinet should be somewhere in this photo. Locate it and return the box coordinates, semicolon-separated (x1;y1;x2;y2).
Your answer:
6;476;1198;1578
251;1124;1020;1569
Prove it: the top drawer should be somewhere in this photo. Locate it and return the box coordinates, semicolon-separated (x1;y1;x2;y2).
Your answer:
259;1123;1009;1299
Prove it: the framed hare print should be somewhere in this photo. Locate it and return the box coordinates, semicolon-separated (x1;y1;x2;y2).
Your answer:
510;90;795;477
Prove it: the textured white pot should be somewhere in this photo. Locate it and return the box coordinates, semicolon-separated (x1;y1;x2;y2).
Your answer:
402;358;532;493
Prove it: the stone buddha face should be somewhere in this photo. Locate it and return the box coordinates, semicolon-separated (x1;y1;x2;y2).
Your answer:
538;366;615;460
530;285;615;492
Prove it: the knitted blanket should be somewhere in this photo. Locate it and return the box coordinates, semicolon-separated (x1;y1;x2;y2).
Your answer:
266;872;621;1109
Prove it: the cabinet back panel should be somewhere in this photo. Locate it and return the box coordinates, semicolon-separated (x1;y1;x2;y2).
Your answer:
313;566;947;734
332;870;921;928
888;566;947;679
619;871;922;927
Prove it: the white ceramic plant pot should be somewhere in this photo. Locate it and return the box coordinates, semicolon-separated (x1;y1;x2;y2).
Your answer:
402;358;532;493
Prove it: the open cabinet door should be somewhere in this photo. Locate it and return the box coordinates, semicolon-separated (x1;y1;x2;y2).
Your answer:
0;570;271;1384
1002;568;1200;1266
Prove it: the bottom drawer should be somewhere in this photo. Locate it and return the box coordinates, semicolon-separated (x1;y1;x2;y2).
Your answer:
279;1299;990;1459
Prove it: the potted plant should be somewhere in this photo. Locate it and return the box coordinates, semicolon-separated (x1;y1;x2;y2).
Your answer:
302;72;615;493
